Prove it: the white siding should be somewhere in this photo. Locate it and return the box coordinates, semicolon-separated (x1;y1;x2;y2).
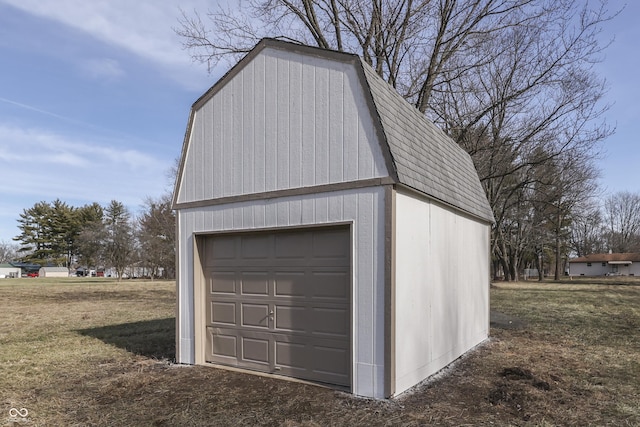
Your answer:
569;262;640;276
38;267;69;278
176;48;388;205
0;267;21;278
569;262;608;276
176;187;387;398
393;189;489;395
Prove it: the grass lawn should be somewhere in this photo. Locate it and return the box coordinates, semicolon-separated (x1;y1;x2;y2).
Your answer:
1;277;639;426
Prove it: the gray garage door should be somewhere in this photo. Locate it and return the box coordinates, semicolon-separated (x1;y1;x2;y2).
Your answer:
203;226;351;387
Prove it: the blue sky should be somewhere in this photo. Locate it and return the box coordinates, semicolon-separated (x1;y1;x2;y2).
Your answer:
0;0;637;242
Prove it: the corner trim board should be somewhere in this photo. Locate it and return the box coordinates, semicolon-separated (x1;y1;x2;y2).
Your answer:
384;184;396;397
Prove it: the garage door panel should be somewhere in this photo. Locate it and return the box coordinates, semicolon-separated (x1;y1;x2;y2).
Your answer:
312;271;349;299
274;271;307;297
312;345;349;384
210;271;236;294
210;301;236;325
242;337;270;364
312;229;350;259
274;305;307;332
204;226;351;388
274;341;307;370
210;331;237;358
274;232;309;258
241;303;270;328
272;334;350;386
240;272;270;295
241;234;270;259
208;235;236;260
312;307;349;337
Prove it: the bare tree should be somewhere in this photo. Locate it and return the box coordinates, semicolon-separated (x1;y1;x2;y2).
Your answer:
533;152;600;279
570;200;605;257
431;1;612;279
603;191;640;253
177;1;543;96
177;0;615;280
0;241;18;263
138;194;176;280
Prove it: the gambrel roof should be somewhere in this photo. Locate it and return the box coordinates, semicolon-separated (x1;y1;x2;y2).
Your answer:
359;60;494;223
175;38;493;223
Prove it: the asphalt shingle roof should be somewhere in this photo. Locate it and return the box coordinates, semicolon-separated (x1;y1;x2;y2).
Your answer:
569;253;640;263
358;61;494;223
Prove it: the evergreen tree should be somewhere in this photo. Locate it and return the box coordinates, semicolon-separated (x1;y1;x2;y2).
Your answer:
15;200;77;266
75;203;106;270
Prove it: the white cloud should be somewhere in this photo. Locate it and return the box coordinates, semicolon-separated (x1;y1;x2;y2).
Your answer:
1;1;182;64
0;124;163;169
0;0;213;89
0;124;168;204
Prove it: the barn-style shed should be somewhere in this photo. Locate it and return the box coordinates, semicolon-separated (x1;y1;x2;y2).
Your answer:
39;266;69;278
173;39;493;399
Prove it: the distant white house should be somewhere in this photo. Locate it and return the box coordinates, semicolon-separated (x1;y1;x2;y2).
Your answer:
0;263;21;278
569;253;640;277
39;266;69;278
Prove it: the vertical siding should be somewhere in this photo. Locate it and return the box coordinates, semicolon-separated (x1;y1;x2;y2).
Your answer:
569;262;609;276
243;60;255;194
253;54;266;193
277;56;290;189
176;187;387;398
175;48;389;204
289;59;303;188
393;190;489;395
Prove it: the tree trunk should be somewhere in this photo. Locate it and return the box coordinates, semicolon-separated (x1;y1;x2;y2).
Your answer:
554;234;561;280
492;259;501;281
500;256;510;281
538;253;543;281
508;256;518;282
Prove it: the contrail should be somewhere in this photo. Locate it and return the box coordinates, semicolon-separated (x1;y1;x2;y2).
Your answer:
0;96;136;141
0;96;76;123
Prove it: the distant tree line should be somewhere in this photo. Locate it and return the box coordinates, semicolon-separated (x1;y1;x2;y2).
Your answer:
502;189;640;281
10;195;175;280
570;192;640;256
3;189;640;282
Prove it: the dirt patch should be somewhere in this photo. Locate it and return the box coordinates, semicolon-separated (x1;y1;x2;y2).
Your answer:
490;310;527;329
487;366;554;420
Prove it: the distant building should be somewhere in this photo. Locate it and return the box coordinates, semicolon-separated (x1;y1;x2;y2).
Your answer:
6;262;40;277
0;263;21;278
568;253;640;276
39;266;69;278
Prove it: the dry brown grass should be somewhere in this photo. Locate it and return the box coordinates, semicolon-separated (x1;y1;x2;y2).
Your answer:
1;277;639;426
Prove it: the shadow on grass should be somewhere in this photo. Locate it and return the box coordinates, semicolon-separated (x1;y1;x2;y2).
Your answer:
76;317;175;360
